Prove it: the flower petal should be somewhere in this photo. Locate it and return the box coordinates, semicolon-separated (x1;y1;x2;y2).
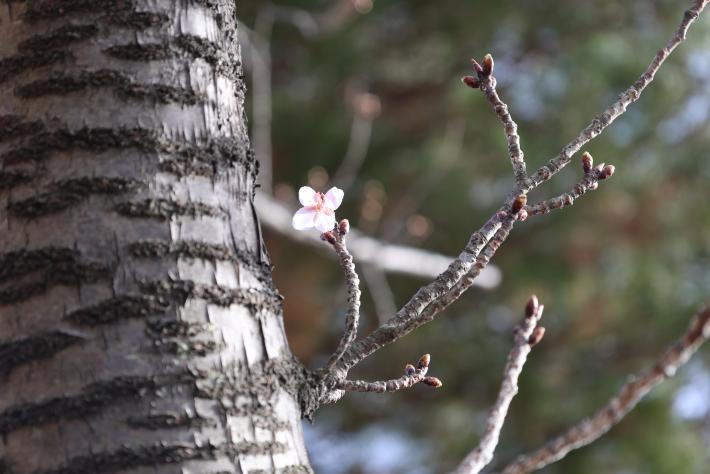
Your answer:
324;187;344;210
314;211;336;233
298;186;317;206
292;207;316;230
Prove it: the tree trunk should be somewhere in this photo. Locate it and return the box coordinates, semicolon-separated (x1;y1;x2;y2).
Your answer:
0;1;312;472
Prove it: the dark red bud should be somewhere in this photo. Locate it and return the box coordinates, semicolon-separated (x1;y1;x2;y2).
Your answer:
525;295;539;318
422;376;443;388
511;195;527;214
462;75;480;89
482;54;494;75
581;152;593;174
404;364;416;375
470;58;484;75
321;231;337;245
528;326;546;346
418;353;431;369
338;219;350;235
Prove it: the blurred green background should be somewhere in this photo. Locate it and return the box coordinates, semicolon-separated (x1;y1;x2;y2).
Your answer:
239;1;710;472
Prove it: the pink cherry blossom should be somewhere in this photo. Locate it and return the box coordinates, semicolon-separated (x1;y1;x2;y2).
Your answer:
292;186;344;233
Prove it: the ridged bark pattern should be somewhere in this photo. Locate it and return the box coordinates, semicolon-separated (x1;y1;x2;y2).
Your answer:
0;1;311;472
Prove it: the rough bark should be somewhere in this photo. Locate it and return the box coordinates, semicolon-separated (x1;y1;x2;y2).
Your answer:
0;1;312;472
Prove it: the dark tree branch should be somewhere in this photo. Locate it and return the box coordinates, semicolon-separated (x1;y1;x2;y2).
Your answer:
501;306;710;474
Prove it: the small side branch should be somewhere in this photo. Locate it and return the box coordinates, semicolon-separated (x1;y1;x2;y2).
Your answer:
464;54;528;188
525;152;615;217
323;220;362;371
525;0;709;191
501;305;710;474
338;353;442;393
453;296;546;474
337;201;526;371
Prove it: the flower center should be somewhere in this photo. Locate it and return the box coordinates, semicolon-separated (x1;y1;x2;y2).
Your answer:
312;192;334;215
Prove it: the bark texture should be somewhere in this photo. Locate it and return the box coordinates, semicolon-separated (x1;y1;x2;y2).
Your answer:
0;1;312;472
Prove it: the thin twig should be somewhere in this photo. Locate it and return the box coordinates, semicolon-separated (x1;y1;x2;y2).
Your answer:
336;209;522;371
523;0;709;193
338;353;442;393
331;0;707;375
525;153;615;217
501;305;710;474
323;223;362;371
453;297;545;474
464;55;528;189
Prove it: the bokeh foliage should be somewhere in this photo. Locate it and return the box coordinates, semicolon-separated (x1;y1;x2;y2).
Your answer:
240;1;710;472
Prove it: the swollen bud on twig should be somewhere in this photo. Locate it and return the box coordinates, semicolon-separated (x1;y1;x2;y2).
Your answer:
599;164;615;180
422;376;443;388
404;363;416;375
462;75;480;89
525;295;539;318
482;53;494;76
418;353;431;369
581;152;593;174
511;194;527;214
338;219;350;235
320;231;337;245
528;326;546;346
470;58;484;75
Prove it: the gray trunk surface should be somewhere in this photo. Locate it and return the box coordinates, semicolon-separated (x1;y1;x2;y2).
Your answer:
0;1;312;472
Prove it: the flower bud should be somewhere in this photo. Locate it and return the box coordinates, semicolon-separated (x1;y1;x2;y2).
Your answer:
528;326;546;346
482;53;494;75
320;231;337;245
511;194;527;214
470;58;484;74
422;376;443;388
517;209;528;221
525;295;539;318
338;219;350;235
581;152;593;174
462;75;480;89
599;164;615;180
418;353;431;369
404;363;416;375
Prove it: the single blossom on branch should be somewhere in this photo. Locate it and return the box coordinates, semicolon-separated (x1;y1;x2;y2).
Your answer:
292;185;345;232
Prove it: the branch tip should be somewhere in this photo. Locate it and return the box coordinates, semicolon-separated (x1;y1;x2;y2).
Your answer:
470;58;483;74
462;75;480;89
581;151;593;174
528;326;546;346
419;353;431;369
599;164;615;180
525;295;539;318
482;53;494;76
320;230;337;245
